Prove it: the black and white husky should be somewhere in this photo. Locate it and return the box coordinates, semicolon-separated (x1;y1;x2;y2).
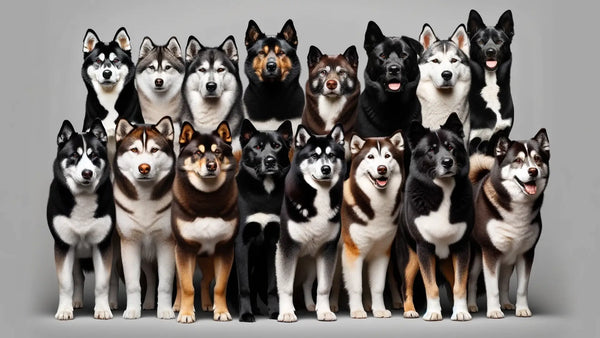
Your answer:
417;24;471;144
113;117;176;319
467;129;550;319
276;124;346;322
47;119;114;320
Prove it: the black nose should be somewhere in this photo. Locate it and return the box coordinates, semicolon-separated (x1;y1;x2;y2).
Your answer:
266;62;277;72
388;65;400;75
206;82;217;92
102;70;112;79
377;165;387;175
155;78;164;87
486;48;496;57
321;165;331;176
81;169;93;180
442;158;454;169
528;167;538;177
441;71;453;81
264;156;277;168
206;161;217;172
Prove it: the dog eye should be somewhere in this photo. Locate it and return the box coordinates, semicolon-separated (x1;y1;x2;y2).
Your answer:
89;152;98;160
514;158;523;165
95;59;102;64
533;155;542;164
450;58;458;63
446;143;454;151
165;65;172;70
477;39;484;46
71;152;80;159
320;69;328;76
379;53;387;59
367;154;374;159
276;51;285;56
217;67;225;73
150;147;159;153
431;59;440;64
384;153;391;159
272;142;281;149
130;148;139;154
400;52;408;58
195;150;203;156
311;153;319;160
338;69;347;75
112;58;119;63
148;65;155;71
198;67;206;73
254;144;262;150
214;149;222;156
258;51;266;56
327;153;335;158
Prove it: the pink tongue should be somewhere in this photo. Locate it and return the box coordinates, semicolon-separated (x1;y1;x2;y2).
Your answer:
524;183;537;195
376;179;388;187
388;83;401;91
486;60;498;69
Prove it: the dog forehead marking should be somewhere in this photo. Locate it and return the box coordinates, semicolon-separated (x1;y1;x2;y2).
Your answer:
77;147;83;156
98;53;105;61
326;146;332;155
315;147;322;155
211;144;217;152
109;52;117;61
199;144;205;153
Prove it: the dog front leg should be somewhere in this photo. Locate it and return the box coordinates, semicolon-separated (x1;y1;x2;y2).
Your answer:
482;249;503;318
417;244;441;321
450;245;471;321
54;245;75;320
121;239;142;319
175;245;196;323
155;239;176;319
315;241;338;321
275;243;299;322
515;250;534;317
92;244;113;319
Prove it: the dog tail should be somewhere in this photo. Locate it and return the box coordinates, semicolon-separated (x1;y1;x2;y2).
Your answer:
469;154;495;184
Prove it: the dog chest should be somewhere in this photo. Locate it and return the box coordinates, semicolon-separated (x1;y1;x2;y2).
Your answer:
317;95;348;131
486;218;540;264
478;70;512;132
176;216;236;255
52;194;112;249
245;212;280;230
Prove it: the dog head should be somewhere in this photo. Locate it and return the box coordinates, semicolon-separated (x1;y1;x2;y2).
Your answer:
115;116;175;183
408;113;469;180
363;21;423;93
82;27;134;91
467;9;514;71
55;119;109;193
135;36;185;97
294;124;346;187
419;24;470;89
239;119;293;181
244;19;300;84
494;129;550;200
349;131;405;190
306;45;359;98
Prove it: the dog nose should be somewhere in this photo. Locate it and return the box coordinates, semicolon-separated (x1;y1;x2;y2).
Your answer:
264;156;277;168
486;48;496;57
326;80;337;90
442;158;454;169
102;70;112;79
138;163;151;175
206;82;217;92
321;165;331;176
377;165;387;175
266;62;277;72
81;169;93;180
206;161;217;172
528;167;538;177
155;78;164;87
441;71;453;81
388;65;400;75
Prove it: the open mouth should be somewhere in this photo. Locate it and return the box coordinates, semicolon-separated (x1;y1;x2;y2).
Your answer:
386;79;402;92
312;175;332;182
514;176;537;195
369;173;388;189
485;58;498;71
323;91;341;98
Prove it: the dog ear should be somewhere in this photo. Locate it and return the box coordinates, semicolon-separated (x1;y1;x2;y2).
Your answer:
467;9;486;37
496;10;514;39
57;120;76;148
329;124;345;146
389;130;405;152
113;27;131;53
90;119;108;144
83;29;100;55
343;45;359;70
295;125;313;149
166;36;183;60
179;122;196;148
115;118;135;144
408;121;429;151
219;35;239;63
307;46;323;69
185;36;203;63
215;121;233;145
419;23;438;50
495;136;511;159
450;24;470;57
402;36;424;57
278;19;298;48
138;37;155;60
155;116;174;142
441;113;465;139
350;134;366;156
364;21;385;53
240;119;258;149
533;128;550;158
276;120;294;148
245;20;265;49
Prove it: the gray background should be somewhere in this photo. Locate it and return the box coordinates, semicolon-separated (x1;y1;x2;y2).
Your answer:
1;0;597;337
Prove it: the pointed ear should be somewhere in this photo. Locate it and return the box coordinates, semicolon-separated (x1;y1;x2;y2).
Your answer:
295;125;313;149
115;118;135;143
138;37;154;60
239;119;258;148
329;124;345;146
83;29;99;54
219;35;239;63
533;128;550;156
113;27;131;52
57;120;76;148
276;120;293;148
278;19;298;48
343;45;359;70
364;21;385;53
495;136;511;159
245;20;264;49
467;9;486;37
389;130;405;152
496;10;514;39
350;134;366;156
90;119;108;144
185;36;203;63
215;121;233;145
419;24;438;50
166;36;183;59
450;24;470;57
307;45;323;69
155;116;174;142
179;122;196;147
408;121;429;150
441;113;465;139
402;36;424;56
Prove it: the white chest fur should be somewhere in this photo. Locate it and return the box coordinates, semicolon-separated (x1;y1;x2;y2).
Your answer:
413;179;466;259
318;95;347;131
487;202;540;264
245;213;280;230
470;70;513;142
418;79;470;131
176;217;236;255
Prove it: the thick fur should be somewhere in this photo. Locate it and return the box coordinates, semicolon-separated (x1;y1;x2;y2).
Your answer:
341;132;405;319
396;113;473;321
47;119;114;320
466;10;515;155
113;117;176;319
276;124;346;322
171;121;239;323
243;19;304;131
467;130;550;319
235;119;293;322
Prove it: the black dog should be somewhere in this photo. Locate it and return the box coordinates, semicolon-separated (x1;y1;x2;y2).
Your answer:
467;9;515;155
235;119;293;322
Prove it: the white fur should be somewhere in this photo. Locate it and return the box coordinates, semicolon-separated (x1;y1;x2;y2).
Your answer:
245;212;279;230
176;217;236;255
136;60;184;124
470;70;513;143
318;95;347;131
263;176;275;194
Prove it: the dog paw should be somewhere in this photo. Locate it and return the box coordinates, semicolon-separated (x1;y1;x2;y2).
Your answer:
55;307;74;320
109;301;119;310
94;306;113;320
502;303;515;310
202;302;213;312
468;304;479;313
451;311;472;321
373;309;392;318
423;311;443;321
487;310;505;319
516;307;532;317
172;302;180;312
157;306;175;320
350;309;367;319
177;311;196;323
214;311;232;321
269;311;279;320
364;303;372;312
240;312;256;322
403;310;420;318
305;303;316;312
72;300;83;309
330;304;339;312
317;311;336;321
278;312;297;323
123;306;141;319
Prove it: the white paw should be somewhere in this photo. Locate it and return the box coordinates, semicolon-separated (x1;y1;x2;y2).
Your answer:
468;304;479;313
278;312;297;323
516;307;532;317
157;306;175;319
214;311;232;321
487;309;505;319
373;309;392;318
451;311;472;321
306;303;316;312
94;306;113;320
403;310;419;318
123;307;141;319
350;309;367;319
317;311;336;321
177;312;196;323
502;303;516;310
55;307;73;320
423;311;443;321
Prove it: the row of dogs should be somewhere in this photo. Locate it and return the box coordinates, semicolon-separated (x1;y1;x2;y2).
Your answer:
47;9;550;323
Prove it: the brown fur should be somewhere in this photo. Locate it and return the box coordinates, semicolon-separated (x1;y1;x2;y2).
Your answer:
251;45;293;82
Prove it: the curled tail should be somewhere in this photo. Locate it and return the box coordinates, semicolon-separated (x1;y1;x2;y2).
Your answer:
469;154;495;184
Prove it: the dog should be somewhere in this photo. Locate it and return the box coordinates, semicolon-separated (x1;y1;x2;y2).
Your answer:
466;129;550;319
275;124;346;322
243;19;304;132
355;21;423;138
235;119;293;322
417;24;471;145
47;119;114;320
302;45;360;136
396;113;473;321
181;36;244;151
466;9;515;155
171;121;238;323
113;116;176;320
341;131;405;319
